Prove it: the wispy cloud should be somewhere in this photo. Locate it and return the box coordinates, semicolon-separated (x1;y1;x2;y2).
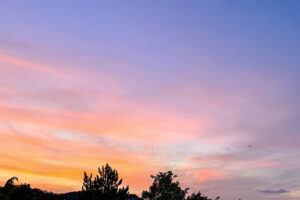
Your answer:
0;53;64;76
258;189;288;194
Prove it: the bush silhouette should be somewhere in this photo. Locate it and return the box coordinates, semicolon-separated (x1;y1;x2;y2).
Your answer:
80;163;129;200
0;177;61;200
187;191;220;200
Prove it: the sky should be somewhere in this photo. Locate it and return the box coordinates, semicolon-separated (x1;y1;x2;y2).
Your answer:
0;0;300;199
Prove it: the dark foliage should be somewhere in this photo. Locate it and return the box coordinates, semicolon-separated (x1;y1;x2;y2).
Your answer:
0;177;62;200
187;191;220;200
126;194;143;200
80;163;129;200
142;171;189;200
142;171;220;200
60;192;80;200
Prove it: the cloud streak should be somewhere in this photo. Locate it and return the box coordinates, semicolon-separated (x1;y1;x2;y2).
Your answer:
258;189;288;194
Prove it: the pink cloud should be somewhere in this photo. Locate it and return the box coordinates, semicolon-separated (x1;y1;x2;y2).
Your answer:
0;53;65;77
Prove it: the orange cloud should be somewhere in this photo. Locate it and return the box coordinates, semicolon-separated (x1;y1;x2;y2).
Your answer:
0;124;159;193
193;169;230;182
0;99;202;144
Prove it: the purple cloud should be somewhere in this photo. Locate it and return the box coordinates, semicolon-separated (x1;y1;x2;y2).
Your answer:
258;189;288;194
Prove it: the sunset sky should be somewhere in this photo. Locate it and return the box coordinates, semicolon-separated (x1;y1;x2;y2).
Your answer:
0;1;300;199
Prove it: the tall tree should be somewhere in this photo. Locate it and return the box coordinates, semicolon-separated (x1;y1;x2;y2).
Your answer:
80;163;129;200
142;171;188;200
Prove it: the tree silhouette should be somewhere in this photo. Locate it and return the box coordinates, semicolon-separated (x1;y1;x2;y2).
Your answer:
187;191;220;200
4;177;18;189
80;163;129;200
0;165;221;200
142;171;189;200
0;177;61;200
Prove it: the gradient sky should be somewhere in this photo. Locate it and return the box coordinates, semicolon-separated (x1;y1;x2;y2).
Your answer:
0;1;300;199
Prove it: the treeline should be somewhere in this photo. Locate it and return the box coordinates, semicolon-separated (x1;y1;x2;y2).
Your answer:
0;177;61;200
0;163;220;200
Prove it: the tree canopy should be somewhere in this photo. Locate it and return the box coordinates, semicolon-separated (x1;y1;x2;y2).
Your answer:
142;171;220;200
142;171;188;200
80;163;129;200
187;191;220;200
